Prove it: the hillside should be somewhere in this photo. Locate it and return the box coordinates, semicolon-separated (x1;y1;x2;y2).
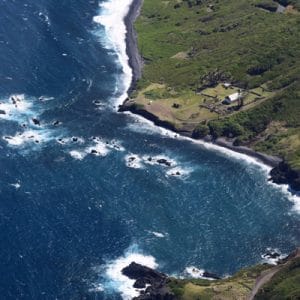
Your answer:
122;0;300;189
121;249;300;299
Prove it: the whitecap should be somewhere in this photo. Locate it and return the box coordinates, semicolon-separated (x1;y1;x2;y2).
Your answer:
184;266;206;279
10;182;21;189
125;154;143;169
69;150;86;160
166;167;192;179
3;129;51;147
125;112;300;212
93;0;133;107
150;231;166;238
261;248;288;265
99;244;158;300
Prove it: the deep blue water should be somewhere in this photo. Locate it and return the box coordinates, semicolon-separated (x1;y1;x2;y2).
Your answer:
0;0;299;299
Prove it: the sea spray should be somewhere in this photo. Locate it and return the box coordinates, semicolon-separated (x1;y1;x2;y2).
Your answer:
98;244;158;300
93;0;134;107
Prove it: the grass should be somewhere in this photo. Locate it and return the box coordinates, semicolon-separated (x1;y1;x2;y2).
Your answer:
255;257;300;299
168;264;271;300
132;0;300;170
167;257;300;299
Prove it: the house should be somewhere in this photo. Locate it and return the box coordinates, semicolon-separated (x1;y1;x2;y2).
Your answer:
222;92;240;105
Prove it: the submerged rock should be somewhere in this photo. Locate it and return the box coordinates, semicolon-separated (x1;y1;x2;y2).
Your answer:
32;118;41;126
156;159;172;167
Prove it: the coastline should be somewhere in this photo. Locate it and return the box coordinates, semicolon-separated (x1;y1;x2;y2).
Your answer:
121;0;300;192
124;0;143;92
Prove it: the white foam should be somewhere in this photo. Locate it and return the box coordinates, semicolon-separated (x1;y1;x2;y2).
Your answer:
150;231;166;238
267;180;300;214
184;266;206;279
0;94;34;121
184;266;215;280
142;155;176;167
3;129;51;146
261;248;288;265
166;167;192;179
10;182;21;189
125;113;300;212
101;244;158;300
125;154;144;169
86;138;110;157
93;0;134;107
69;150;87;160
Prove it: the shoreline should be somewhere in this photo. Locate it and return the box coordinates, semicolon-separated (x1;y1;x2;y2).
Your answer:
121;0;300;192
124;0;143;92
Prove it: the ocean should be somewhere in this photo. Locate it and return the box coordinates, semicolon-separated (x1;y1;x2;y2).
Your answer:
0;0;299;299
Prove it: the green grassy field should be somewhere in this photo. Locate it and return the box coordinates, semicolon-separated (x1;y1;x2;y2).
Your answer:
132;0;300;171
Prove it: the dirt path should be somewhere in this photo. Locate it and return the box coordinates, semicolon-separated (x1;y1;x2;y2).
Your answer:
248;249;300;299
248;266;280;299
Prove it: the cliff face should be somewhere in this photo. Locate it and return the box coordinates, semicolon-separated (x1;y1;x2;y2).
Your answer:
121;249;300;300
270;162;300;191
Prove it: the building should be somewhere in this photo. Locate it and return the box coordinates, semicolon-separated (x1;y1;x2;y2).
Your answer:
222;92;240;105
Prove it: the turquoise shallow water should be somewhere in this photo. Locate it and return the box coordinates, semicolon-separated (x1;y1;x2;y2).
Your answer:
0;0;299;299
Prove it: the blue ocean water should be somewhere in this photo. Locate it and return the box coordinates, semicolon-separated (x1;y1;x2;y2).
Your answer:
0;0;299;299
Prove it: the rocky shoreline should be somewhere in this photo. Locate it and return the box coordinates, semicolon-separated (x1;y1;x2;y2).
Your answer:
121;249;300;300
124;0;143;90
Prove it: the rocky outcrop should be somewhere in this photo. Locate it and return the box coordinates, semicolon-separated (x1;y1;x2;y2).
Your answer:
119;100;180;133
122;262;175;300
270;161;300;191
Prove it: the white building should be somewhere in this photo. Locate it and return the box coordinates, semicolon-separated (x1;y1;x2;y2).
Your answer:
222;92;240;104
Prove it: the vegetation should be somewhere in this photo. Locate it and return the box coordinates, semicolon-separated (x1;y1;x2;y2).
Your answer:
255;257;300;299
132;0;300;171
167;255;300;299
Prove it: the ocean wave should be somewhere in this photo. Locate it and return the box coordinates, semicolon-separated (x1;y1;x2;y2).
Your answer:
96;244;158;300
93;0;133;107
124;154;144;169
261;248;288;265
3;129;53;147
68;137;125;160
0;93;60;150
125;112;300;211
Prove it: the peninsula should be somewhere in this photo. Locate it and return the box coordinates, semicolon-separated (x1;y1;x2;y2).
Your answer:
120;0;300;191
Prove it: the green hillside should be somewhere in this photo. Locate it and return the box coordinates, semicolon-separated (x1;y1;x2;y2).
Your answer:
130;0;300;173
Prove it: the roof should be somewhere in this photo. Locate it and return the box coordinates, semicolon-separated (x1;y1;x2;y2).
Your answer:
227;92;240;102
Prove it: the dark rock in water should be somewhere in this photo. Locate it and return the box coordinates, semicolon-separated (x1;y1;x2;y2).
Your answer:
72;137;78;142
122;262;166;281
270;161;300;191
0;109;6;115
32;118;40;126
133;278;148;289
156;159;172;167
203;271;221;280
53;120;61;126
91;149;98;154
122;262;175;300
264;250;281;259
129;156;136;162
148;157;152;162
